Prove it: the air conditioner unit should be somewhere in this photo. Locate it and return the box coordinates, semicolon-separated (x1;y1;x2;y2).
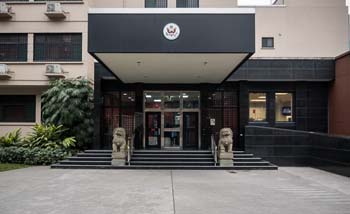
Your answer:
45;64;65;78
46;64;62;74
45;2;66;19
0;2;13;19
0;64;11;79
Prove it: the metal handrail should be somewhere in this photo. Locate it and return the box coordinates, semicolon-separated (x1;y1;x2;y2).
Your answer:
126;136;133;166
211;134;218;166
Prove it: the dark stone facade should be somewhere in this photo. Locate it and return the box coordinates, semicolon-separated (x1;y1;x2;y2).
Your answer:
94;58;333;150
245;126;350;177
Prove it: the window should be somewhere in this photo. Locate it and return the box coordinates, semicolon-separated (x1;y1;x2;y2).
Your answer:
34;33;82;61
0;34;27;62
249;93;267;122
262;37;274;48
176;0;199;8
145;92;162;109
183;92;200;109
145;0;167;8
275;93;293;122
164;92;180;109
0;95;36;123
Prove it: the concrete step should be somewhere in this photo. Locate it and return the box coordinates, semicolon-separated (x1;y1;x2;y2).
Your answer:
234;154;254;158
233;161;271;166
130;161;215;166
233;157;262;162
133;150;212;155
84;150;112;153
59;160;111;165
51;164;278;170
68;157;112;161
131;157;214;162
132;153;213;158
77;153;111;157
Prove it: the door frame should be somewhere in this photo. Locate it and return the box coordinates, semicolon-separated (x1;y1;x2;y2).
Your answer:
182;111;200;150
143;91;201;150
145;112;162;149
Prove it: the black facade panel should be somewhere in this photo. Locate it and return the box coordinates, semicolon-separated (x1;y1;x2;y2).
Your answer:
88;13;255;53
230;59;335;81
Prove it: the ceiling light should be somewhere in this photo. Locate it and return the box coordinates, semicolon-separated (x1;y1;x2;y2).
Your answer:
145;94;152;98
154;99;161;103
251;99;266;102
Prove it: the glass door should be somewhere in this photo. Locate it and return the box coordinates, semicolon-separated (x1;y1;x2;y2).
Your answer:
183;112;199;149
145;112;161;149
163;112;181;148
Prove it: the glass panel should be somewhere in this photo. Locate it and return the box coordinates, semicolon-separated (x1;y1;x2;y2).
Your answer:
249;93;267;122
145;92;162;109
34;33;82;61
146;112;161;147
0;34;27;62
121;91;135;108
183;92;200;108
164;92;180;109
145;0;167;8
0;95;35;122
177;0;199;8
275;93;293;122
164;131;180;147
164;112;180;128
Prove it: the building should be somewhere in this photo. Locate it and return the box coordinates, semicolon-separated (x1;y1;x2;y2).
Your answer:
1;0;349;154
329;51;350;136
0;0;93;136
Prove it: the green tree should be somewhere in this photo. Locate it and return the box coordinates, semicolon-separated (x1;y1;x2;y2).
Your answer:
42;78;94;149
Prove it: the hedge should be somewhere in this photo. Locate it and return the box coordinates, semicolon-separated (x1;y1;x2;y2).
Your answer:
0;147;70;165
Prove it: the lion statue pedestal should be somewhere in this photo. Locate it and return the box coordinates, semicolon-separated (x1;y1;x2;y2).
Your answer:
111;128;127;166
218;128;234;167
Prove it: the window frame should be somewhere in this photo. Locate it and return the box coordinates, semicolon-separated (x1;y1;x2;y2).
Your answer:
248;92;268;123
0;33;28;62
145;0;168;8
262;37;274;49
274;92;295;123
0;95;36;123
176;0;199;8
33;33;82;62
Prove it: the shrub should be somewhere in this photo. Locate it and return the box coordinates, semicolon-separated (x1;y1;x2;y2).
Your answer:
23;124;76;151
42;78;94;149
0;147;69;165
0;129;22;147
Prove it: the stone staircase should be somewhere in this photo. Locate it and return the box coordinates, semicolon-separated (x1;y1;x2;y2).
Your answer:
51;150;278;170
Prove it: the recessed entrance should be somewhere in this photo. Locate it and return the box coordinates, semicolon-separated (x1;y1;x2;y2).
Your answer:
144;91;200;150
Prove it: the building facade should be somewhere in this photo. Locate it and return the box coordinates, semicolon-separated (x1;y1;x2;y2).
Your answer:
0;0;349;151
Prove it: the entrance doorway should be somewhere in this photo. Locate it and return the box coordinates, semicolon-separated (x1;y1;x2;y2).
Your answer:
183;112;199;149
144;91;200;150
145;112;161;149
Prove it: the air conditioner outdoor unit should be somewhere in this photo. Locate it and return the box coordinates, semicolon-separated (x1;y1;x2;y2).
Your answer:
0;2;13;19
46;64;63;74
45;2;66;19
0;64;12;79
45;64;66;79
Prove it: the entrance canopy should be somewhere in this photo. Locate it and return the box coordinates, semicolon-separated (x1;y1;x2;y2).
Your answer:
88;8;255;84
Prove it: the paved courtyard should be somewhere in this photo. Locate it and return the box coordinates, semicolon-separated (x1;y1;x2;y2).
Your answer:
0;167;349;214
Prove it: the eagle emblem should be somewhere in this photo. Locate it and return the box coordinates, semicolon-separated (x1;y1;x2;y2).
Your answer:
163;23;180;41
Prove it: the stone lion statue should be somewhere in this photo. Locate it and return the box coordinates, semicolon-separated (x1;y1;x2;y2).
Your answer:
218;128;233;153
112;128;126;153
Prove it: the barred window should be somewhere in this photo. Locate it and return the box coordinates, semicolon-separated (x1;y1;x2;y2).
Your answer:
145;0;167;8
0;95;36;123
34;33;82;61
176;0;199;8
0;34;27;62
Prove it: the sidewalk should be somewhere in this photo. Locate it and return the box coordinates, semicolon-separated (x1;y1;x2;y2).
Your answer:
0;167;349;214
